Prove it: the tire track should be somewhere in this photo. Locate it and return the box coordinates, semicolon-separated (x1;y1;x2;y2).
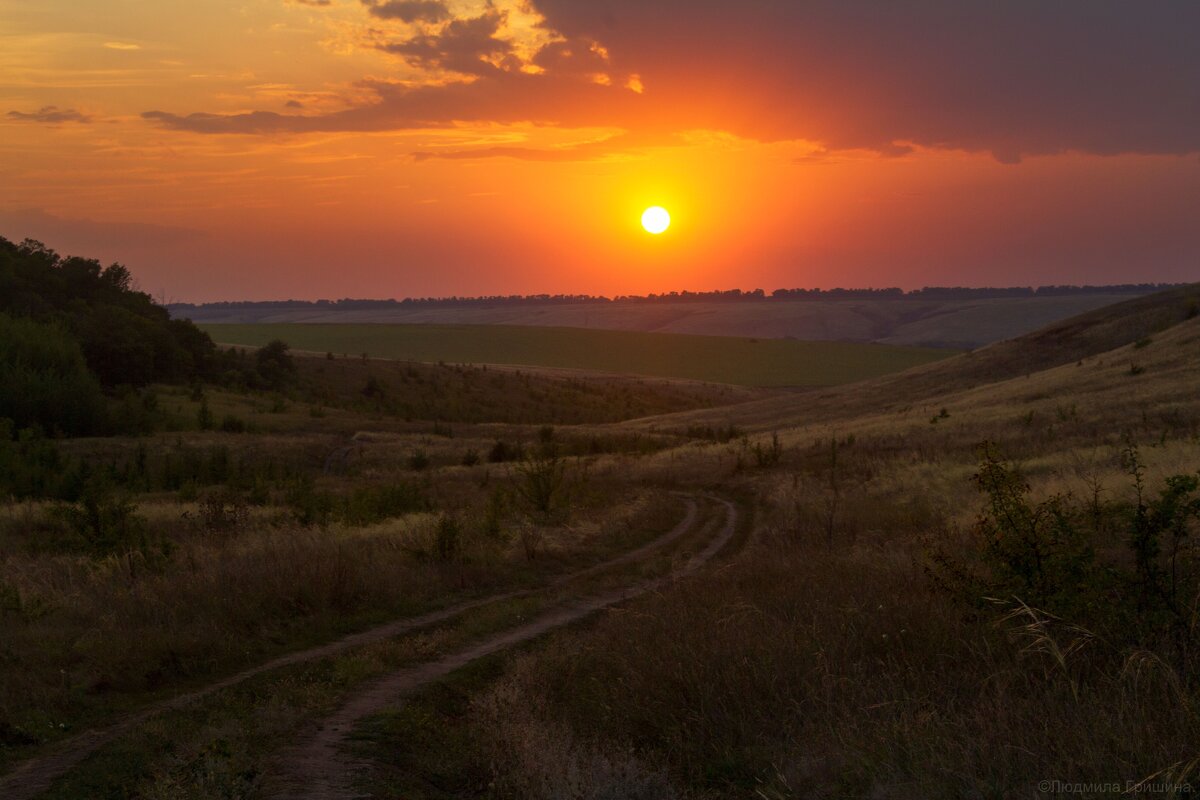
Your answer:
262;496;738;800
0;497;700;800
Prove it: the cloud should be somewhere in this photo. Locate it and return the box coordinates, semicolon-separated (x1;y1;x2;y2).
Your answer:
376;9;518;76
530;0;1200;162
144;70;649;134
361;0;449;23
412;130;680;161
103;41;141;50
285;99;304;108
144;0;1200;162
7;106;92;124
288;0;332;6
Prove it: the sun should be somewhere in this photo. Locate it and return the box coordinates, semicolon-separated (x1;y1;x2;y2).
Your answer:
641;206;671;234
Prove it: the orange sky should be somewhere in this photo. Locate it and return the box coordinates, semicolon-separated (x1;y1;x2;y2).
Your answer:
2;1;1198;301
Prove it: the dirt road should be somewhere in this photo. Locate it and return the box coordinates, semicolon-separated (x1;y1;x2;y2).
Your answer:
262;495;738;800
0;497;708;800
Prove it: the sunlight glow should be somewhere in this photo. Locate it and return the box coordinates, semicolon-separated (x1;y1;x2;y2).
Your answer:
641;206;671;234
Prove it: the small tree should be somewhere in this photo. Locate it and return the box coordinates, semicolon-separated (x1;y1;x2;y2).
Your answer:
514;451;567;522
255;339;296;390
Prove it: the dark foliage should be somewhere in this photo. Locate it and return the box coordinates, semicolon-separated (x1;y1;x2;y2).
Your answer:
0;237;219;391
0;313;107;435
934;443;1200;672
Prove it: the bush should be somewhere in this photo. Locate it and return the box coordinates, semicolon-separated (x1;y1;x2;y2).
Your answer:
54;478;155;557
488;440;524;463
0;422;80;500
254;340;296;390
964;445;1094;611
409;449;430;471
0;313;107;435
514;453;567;521
752;432;783;467
934;442;1200;669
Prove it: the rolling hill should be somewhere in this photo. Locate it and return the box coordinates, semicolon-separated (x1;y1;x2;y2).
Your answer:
200;323;954;387
637;282;1200;431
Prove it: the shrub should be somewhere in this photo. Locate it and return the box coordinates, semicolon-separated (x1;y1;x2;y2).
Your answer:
1123;444;1200;655
752;432;783;467
109;387;164;436
409;449;430;471
54;478;154;557
220;415;246;433
254;340;296;390
514;453;567;521
967;444;1094;612
0;313;107;435
934;442;1200;670
0;422;78;500
488;440;524;463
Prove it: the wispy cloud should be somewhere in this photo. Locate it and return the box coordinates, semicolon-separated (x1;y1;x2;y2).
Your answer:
7;106;92;124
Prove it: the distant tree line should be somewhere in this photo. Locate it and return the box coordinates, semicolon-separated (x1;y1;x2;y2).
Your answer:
169;282;1185;316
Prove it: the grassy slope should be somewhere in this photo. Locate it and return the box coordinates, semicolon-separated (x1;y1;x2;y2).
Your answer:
640;282;1200;429
202;323;953;388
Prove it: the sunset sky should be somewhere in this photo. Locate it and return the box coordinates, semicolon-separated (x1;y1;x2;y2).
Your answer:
1;1;1198;301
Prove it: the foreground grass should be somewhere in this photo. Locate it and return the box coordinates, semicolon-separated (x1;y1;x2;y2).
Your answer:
0;457;683;772
26;495;719;800
201;323;954;387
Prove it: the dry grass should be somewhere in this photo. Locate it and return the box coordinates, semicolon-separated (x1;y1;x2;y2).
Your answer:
460;292;1200;798
0;420;676;767
476;535;1200;797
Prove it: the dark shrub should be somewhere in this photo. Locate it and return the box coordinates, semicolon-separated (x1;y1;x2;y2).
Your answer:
0;313;106;435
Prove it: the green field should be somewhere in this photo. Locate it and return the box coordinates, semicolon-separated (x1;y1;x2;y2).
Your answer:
201;323;955;387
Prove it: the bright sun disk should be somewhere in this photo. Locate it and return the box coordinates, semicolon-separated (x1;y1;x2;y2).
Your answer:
641;206;670;234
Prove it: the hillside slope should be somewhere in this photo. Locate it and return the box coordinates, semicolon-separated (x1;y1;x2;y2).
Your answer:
637;283;1200;431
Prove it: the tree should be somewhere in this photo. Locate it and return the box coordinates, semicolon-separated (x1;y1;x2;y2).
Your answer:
255;339;296;390
0;312;106;435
